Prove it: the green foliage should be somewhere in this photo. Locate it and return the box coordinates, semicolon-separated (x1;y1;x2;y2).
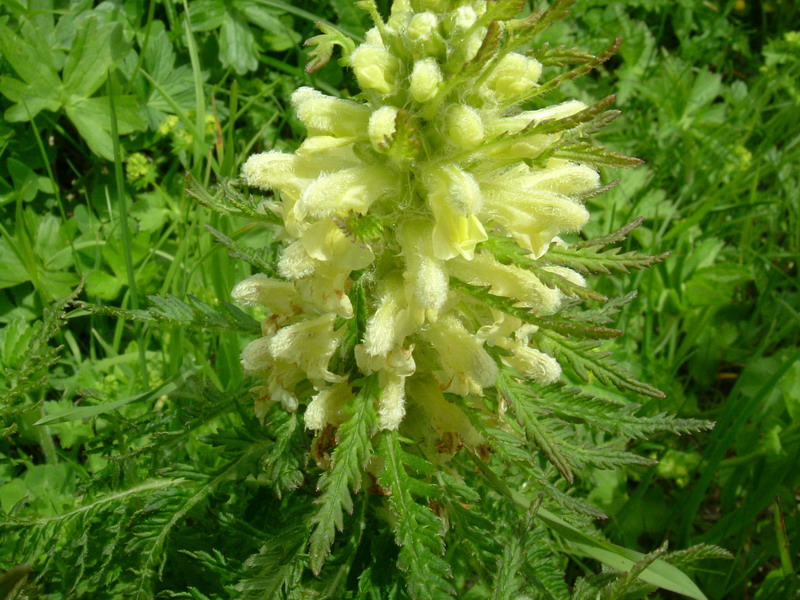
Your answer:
378;433;455;600
308;376;378;574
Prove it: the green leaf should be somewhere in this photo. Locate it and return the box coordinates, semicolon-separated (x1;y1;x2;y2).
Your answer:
137;20;196;125
481;236;608;302
241;4;301;51
78;293;261;335
0;21;62;121
206;224;280;277
553;142;643;169
0;21;61;90
463;20;504;78
85;269;124;301
0;235;31;289
304;21;357;73
186;174;282;225
308;376;378;574
537;331;665;398
34;366;201;426
451;278;622;340
65;95;146;160
483;0;526;21
468;451;708;599
188;0;227;31
378;432;456;600
237;520;308;599
62;16;124;98
220;10;259;75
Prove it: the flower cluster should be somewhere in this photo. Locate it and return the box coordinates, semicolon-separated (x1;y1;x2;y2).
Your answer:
235;0;605;442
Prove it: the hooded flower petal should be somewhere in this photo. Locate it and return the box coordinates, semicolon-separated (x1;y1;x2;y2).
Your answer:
269;314;344;383
232;274;300;315
305;383;354;430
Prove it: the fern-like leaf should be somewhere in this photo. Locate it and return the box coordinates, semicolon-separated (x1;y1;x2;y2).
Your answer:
553;141;643;169
206;225;280;276
452;278;622;340
308;375;378;574
378;432;456;600
79;294;261;335
236;521;308;600
536;331;665;398
1;284;80;434
545;244;669;275
481;235;608;302
186;174;281;225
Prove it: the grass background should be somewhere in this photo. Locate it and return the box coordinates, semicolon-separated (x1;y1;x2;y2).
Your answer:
0;0;798;598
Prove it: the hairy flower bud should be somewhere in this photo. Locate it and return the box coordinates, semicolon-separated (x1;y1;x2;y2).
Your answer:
410;58;443;103
351;43;400;95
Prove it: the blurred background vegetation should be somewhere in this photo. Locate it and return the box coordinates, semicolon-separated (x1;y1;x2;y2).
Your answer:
0;0;797;598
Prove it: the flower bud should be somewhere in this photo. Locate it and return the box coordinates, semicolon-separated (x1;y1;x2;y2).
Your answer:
502;344;561;384
406;12;445;57
452;6;477;31
351;43;400;95
445;104;485;149
410;58;444;103
484;53;543;103
291;87;370;137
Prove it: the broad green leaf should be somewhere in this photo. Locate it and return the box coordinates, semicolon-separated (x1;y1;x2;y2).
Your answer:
0;20;62;121
7;158;40;203
34;215;73;271
62;16;124;98
37;270;80;301
241;4;301;51
131;192;170;232
65;95;146;159
0;317;37;370
188;0;227;31
138;21;195;124
539;508;707;599
85;269;124;301
219;11;259;75
0;236;29;289
0;22;61;90
0;76;61;122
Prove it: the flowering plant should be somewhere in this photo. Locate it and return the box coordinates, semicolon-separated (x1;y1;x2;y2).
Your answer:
223;0;713;597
